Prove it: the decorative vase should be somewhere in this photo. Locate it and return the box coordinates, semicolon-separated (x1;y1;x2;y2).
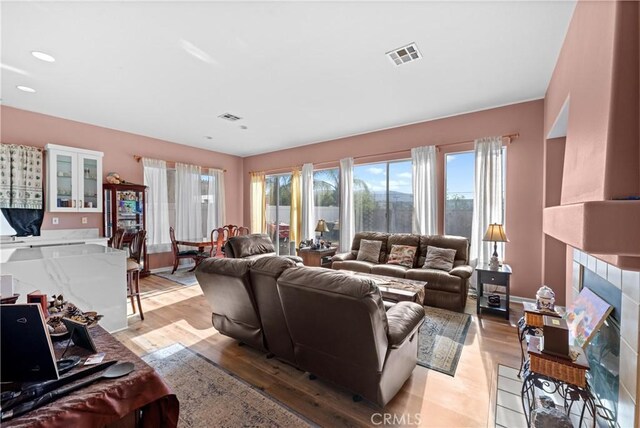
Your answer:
489;256;500;270
536;285;556;311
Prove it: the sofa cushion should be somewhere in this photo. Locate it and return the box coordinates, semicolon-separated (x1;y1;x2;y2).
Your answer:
406;268;463;293
357;239;383;263
333;260;376;273
387;234;420;266
371;264;410;278
418;235;469;266
423;246;457;271
351;232;389;263
387;244;417;268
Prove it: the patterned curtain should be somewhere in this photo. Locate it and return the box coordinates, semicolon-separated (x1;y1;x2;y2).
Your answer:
0;144;44;209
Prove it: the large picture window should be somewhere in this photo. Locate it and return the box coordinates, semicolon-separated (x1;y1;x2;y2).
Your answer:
265;174;293;255
313;168;339;247
167;169;218;239
445;149;506;241
353;160;413;233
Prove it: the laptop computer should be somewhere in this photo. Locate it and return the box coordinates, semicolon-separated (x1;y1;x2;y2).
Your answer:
1;304;59;382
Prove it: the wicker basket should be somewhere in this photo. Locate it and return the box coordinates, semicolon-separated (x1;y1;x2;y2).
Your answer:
530;354;587;388
524;312;545;327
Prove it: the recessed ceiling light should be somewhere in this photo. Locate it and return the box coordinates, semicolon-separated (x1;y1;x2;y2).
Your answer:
386;42;421;66
17;85;36;93
31;51;55;62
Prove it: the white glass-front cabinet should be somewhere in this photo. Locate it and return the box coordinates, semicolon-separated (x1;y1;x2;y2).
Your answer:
45;144;103;212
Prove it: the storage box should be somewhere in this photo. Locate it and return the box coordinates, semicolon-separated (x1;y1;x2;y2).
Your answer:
542;315;569;358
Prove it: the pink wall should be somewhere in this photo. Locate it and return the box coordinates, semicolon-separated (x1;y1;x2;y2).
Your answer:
243;100;546;299
1;106;244;269
544;0;639;204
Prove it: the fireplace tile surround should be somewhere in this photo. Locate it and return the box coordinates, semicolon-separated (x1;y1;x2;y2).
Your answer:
572;248;640;427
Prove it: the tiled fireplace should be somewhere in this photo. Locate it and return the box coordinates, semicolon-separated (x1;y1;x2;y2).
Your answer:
572;249;640;427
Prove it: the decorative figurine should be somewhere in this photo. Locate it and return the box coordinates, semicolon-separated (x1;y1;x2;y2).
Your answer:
536;285;556;311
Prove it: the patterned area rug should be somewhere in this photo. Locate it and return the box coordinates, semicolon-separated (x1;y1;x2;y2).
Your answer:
153;269;198;286
418;306;471;376
143;343;314;427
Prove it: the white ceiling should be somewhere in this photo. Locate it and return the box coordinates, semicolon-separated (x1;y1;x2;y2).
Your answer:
1;1;575;157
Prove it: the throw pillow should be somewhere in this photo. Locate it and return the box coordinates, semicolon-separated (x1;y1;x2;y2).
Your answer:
386;244;417;268
423;246;457;271
357;239;382;263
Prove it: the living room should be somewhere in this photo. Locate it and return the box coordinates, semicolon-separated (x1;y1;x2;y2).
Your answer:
1;1;639;427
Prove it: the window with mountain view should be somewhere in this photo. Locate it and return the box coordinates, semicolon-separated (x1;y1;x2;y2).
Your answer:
353;160;413;234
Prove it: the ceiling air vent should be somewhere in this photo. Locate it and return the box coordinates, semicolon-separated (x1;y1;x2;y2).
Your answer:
218;113;242;121
386;43;421;66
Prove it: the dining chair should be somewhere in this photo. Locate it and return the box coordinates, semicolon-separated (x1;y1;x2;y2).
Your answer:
127;229;146;320
210;227;228;257
236;226;250;236
223;224;238;238
110;228;125;249
169;227;209;274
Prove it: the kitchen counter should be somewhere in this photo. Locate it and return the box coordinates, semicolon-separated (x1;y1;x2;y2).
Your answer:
0;244;127;332
0;228;108;249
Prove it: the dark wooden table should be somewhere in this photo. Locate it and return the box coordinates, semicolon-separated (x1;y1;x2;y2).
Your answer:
476;263;512;319
2;326;179;428
296;247;337;267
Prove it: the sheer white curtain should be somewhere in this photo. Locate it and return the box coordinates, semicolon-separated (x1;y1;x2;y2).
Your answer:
143;158;170;253
204;168;225;234
175;163;203;241
339;158;354;252
411;145;437;235
301;163;315;241
470;137;504;267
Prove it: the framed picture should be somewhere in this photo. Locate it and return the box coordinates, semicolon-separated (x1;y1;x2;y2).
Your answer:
565;287;613;348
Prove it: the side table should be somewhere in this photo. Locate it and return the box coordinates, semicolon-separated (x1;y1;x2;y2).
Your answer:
521;336;605;428
517;302;565;377
476;263;512;319
296;247;337;268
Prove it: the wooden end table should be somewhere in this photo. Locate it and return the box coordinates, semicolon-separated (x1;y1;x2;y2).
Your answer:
476;263;512;319
296;247;337;268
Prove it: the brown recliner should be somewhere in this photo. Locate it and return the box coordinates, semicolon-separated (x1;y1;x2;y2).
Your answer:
332;232;473;311
195;258;266;351
224;233;303;264
277;267;424;406
248;257;298;364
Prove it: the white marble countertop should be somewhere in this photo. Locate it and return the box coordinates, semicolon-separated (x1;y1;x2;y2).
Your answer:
0;229;108;249
0;244;123;264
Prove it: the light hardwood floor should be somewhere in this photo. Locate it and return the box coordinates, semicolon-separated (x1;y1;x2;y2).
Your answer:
114;275;524;427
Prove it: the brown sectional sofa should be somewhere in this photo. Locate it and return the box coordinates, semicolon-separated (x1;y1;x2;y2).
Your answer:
332;232;473;311
195;256;424;407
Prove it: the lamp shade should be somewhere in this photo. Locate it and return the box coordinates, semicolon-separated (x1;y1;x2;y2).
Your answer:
483;223;509;242
315;219;329;233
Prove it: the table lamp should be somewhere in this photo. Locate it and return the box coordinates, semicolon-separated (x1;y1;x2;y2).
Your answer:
315;219;329;238
483;223;509;270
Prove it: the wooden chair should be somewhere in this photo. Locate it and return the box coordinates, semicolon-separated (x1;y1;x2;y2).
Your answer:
236;226;250;236
210;227;228;257
110;228;125;249
127;230;146;320
223;224;238;237
169;227;209;274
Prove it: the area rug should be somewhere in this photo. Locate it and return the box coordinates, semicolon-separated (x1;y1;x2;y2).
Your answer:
417;306;471;376
143;343;314;427
153;269;198;286
494;364;593;428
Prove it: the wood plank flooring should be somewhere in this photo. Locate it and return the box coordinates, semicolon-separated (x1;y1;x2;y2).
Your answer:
114;275;524;427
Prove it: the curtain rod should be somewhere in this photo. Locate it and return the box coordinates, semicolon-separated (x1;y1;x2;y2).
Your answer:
133;155;227;172
249;132;519;175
